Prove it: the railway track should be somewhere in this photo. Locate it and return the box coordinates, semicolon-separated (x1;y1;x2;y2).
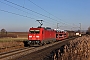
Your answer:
14;37;78;60
0;37;77;60
0;47;35;60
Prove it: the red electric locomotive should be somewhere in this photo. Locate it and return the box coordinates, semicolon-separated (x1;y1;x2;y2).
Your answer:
25;20;76;46
27;27;56;46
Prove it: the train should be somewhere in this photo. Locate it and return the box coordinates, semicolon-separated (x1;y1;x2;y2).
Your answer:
25;27;77;46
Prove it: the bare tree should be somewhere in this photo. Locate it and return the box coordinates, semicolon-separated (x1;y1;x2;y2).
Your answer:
86;27;90;34
1;29;6;35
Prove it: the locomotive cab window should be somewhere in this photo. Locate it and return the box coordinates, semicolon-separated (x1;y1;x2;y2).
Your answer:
30;30;34;33
35;30;40;34
30;30;40;34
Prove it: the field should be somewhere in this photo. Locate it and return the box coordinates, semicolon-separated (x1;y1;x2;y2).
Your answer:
6;32;28;38
0;32;28;42
0;32;28;53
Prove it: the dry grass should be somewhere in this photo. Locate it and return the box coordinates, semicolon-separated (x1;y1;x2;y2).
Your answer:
0;38;28;42
58;35;90;60
0;41;24;53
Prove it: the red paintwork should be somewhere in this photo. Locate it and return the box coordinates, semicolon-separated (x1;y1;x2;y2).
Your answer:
28;28;42;41
28;27;75;45
55;31;68;41
28;27;56;43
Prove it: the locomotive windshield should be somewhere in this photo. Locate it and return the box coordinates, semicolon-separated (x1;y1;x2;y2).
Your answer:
30;30;40;34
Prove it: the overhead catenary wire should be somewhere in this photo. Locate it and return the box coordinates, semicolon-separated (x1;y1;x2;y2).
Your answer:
0;9;56;28
28;0;79;28
3;0;65;25
0;0;42;19
3;0;55;20
28;0;66;24
0;0;57;26
4;0;67;27
2;0;79;29
0;9;36;20
0;9;74;30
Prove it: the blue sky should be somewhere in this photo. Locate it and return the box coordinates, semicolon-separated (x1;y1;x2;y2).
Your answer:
0;0;90;32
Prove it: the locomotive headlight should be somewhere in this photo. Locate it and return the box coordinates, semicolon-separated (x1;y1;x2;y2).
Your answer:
36;36;39;38
29;36;32;38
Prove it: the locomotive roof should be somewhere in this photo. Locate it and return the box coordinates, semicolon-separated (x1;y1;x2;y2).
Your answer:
31;27;53;30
